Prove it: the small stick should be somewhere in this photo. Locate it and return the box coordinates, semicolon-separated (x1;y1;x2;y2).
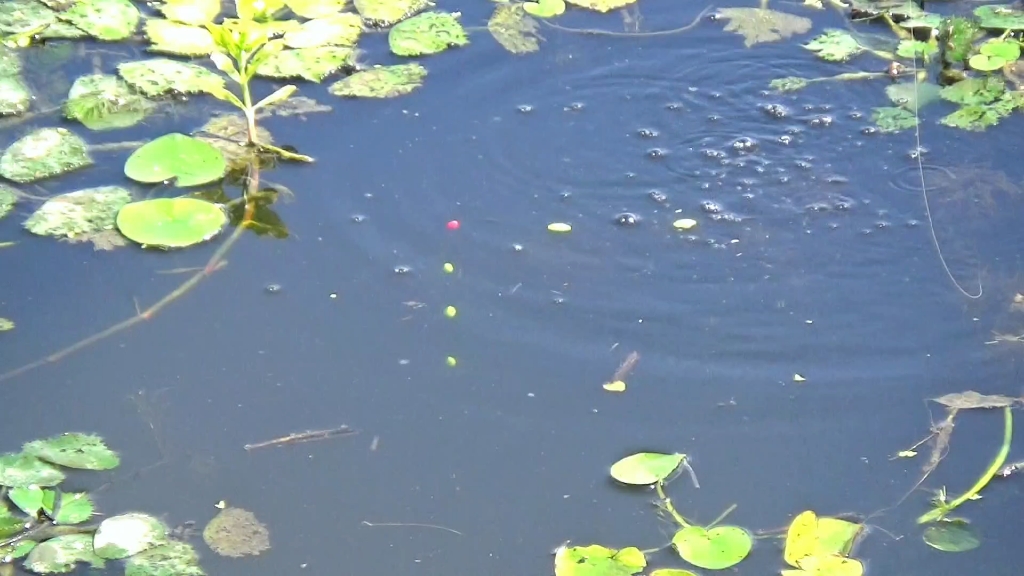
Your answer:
361;521;462;535
244;425;357;451
610;351;640;383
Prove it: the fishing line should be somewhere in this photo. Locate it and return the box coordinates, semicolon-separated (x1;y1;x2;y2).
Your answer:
913;25;983;299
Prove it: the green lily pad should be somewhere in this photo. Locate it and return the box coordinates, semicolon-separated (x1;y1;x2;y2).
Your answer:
25;534;104;574
0;184;16;219
57;0;139;41
202;507;270;557
922;519;980;552
255;46;355;82
23;186;131;240
554;545;646;576
157;0;221;26
328;63;426;98
125;541;206;576
287;0;350;18
974;4;1024;31
716;7;812;47
0;75;30;116
981;38;1021;60
354;0;433;26
118;58;225;97
284;13;363;48
389;11;468;57
487;3;541;54
24;432;120;470
896;39;937;59
0;0;57;36
64;73;154;131
524;0;565;18
116;197;227;249
124;133;226;187
94;513;169;560
0;453;65;488
885;81;940;112
803;29;862;62
609;452;684;485
145;19;216;56
969;53;1007;71
565;0;636;12
0;127;92;183
940;76;1005;105
672;525;752;570
872;106;918;133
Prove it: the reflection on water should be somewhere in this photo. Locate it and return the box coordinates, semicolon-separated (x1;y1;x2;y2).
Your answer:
4;2;1024;576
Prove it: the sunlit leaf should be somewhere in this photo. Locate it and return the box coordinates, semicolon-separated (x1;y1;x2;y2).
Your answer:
609;452;684;485
554;545;646;576
487;3;542;54
716;8;812;48
672;525;752;570
803;29;863;62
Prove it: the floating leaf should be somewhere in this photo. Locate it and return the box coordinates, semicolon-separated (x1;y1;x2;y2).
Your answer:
716;8;812;48
0;318;14;331
922;519;980;552
0;75;31;116
125;541;206;576
94;513;169;559
771;76;808;92
389;11;469;57
0;453;65;488
203;507;270;558
932;390;1022;409
284;13;363;48
58;0;139;41
255;46;354;82
871;106;917;133
53;493;95;524
65;73;154;131
896;39;937;59
803;29;862;62
157;0;221;25
24;432;121;470
145;19;216;56
940;76;1005;105
354;0;432;26
487;3;541;54
553;545;646;576
524;0;566;18
328;63;426;98
0;0;58;36
0;127;92;183
23;187;131;247
672;525;752;570
8;486;45;516
974;4;1024;31
885;81;940;112
124;133;226;187
0;184;16;219
785;511;863;566
287;0;349;19
116;198;227;249
565;0;636;12
25;534;104;574
782;554;864;576
118;58;225;97
609;452;684;485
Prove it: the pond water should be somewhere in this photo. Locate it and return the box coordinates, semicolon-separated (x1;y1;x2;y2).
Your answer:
3;1;1024;575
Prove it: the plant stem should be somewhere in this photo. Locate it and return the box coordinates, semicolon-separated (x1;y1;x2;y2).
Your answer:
707;503;738;528
655;481;691;528
917;406;1013;523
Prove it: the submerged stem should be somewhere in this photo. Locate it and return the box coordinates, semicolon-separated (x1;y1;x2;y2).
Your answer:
655;481;691;528
917;406;1012;523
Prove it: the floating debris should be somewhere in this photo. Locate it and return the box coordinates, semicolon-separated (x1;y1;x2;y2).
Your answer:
548;222;571;233
202;507;270;558
243;425;357;451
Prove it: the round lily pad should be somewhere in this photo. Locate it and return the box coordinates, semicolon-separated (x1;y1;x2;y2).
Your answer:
389;11;469;57
354;0;432;26
25;534;104;574
94;513;169;559
125;541;205;576
202;507;270;557
255;46;355;82
23;432;121;470
117;58;224;97
124;133;226;187
672;525;752;570
57;0;139;41
0;127;92;183
523;0;566;18
554;545;646;576
117;198;227;249
23;186;131;240
64;73;153;131
328;63;426;98
609;452;684;485
923;519;980;552
0;453;65;488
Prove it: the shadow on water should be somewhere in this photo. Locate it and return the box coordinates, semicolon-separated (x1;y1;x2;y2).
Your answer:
4;1;1024;575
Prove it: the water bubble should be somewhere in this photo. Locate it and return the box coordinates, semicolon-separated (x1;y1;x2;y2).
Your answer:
833;200;853;211
517;104;534;113
849;111;864;120
730;136;759;153
761;103;790;119
701;149;726;159
265;283;282;294
861;126;879;136
711;213;743;223
905;219;920;228
565;102;585;112
665;102;684;111
700;200;724;214
809;115;834;128
559;191;572;200
875;221;891;229
648;189;668;204
351;214;367;223
393;265;413;275
646;148;669;160
512;243;524;252
777;135;793;145
805;202;831;212
825;175;849;184
614;212;640;226
795;160;813;170
908;146;928;159
636;128;659;138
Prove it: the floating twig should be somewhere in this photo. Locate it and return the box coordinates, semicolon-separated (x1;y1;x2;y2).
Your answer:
361;521;462;535
243;425;357;451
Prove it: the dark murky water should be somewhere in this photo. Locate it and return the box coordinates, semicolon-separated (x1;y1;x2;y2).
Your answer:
4;2;1024;575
